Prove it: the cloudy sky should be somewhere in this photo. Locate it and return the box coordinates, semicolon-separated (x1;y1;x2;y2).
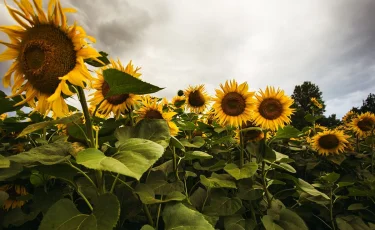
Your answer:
1;0;375;118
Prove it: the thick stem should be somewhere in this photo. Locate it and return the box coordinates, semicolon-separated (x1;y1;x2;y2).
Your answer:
143;204;154;227
262;161;271;208
76;87;105;194
240;129;244;168
330;188;336;230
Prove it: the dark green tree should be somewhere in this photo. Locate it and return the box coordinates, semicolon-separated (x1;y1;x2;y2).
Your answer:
359;93;375;113
318;114;341;128
291;81;326;130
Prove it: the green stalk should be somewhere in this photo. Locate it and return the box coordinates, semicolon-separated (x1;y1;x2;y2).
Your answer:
371;129;374;174
330;188;336;230
76;86;105;194
240;129;244;168
262;161;271;208
143;204;154;227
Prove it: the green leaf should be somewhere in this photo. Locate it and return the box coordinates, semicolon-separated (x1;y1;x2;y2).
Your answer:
204;197;242;216
7;139;72;167
336;215;372;230
0;162;23;181
321;172;340;183
0;191;9;206
141;225;155;230
163;203;215;230
276;209;309;230
115;119;171;148
84;51;110;67
39;199;93;230
103;68;163;96
262;215;283;230
135;184;186;204
297;179;329;199
224;215;246;230
180;136;205;148
0;90;23;114
93;193;120;230
169;136;185;151
17;113;83;138
0;155;10;168
304;114;323;123
224;162;258;180
272;126;302;140
200;174;237;189
271;162;296;173
35;164;78;184
77;138;164;180
327;154;346;165
185;151;213;160
146;172;184;195
347;203;367;211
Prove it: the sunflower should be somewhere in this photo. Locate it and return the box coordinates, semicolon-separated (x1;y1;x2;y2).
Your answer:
212;80;255;127
89;59;141;119
351;112;375;138
172;95;186;108
310;130;350;156
310;97;323;109
0;184;28;210
0;0;101;118
88;106;109;119
236;120;264;143
253;86;294;131
0;113;7;120
342;110;357;125
184;84;211;113
135;95;179;136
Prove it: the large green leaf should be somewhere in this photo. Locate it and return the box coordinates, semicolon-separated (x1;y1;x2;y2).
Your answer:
0;155;10;168
204;196;242;216
17;113;83;138
135;184;186;204
7;138;72;167
77;138;164;180
271;126;302;141
93;193;120;230
0;162;23;181
115;119;171;148
39;199;95;230
262;207;308;230
103;68;163;96
297;179;329;200
224;162;258;180
114;138;164;180
336;215;373;230
180;136;205;148
185;151;213;160
163;203;215;230
200;173;237;189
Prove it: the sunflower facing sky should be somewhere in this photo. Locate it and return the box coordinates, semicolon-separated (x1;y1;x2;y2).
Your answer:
135;95;179;136
310;130;350;156
212;80;255;127
351;112;375;138
89;59;141;119
253;86;294;131
0;0;101;118
184;84;211;114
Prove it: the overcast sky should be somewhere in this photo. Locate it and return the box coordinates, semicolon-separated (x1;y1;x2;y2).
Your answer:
1;0;375;119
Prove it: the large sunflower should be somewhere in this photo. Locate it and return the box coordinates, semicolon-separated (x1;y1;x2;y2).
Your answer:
89;59;141;119
135;95;179;136
0;0;101;118
253;86;294;131
351;112;375;138
311;130;349;156
0;184;28;210
212;80;255;127
184;84;211;113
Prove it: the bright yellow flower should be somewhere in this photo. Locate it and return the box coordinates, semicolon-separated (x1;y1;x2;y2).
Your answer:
0;0;101;118
351;112;375;138
310;97;323;109
184;84;211;114
89;59;141;119
311;130;350;156
253;86;295;131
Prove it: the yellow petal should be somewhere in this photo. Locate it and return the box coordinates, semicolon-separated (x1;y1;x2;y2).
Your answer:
0;48;19;61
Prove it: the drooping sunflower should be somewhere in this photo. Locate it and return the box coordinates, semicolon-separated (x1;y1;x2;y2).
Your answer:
310;130;350;156
184;84;211;113
0;184;28;210
236;120;264;143
253;86;295;131
212;80;255;127
342;110;357;125
0;0;101;118
135;95;179;136
172;95;186;108
351;112;375;138
310;97;323;109
89;59;141;119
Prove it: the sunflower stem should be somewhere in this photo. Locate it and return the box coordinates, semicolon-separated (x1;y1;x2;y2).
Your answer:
93;98;105;118
76;86;105;194
330;188;336;230
240;128;244;168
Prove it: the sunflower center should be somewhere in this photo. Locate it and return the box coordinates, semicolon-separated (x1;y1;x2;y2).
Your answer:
19;25;76;95
221;92;246;116
357;118;374;131
101;81;130;105
145;110;163;119
318;134;339;149
259;98;283;120
188;91;205;107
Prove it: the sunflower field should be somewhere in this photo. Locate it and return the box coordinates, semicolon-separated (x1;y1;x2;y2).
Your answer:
0;1;375;230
